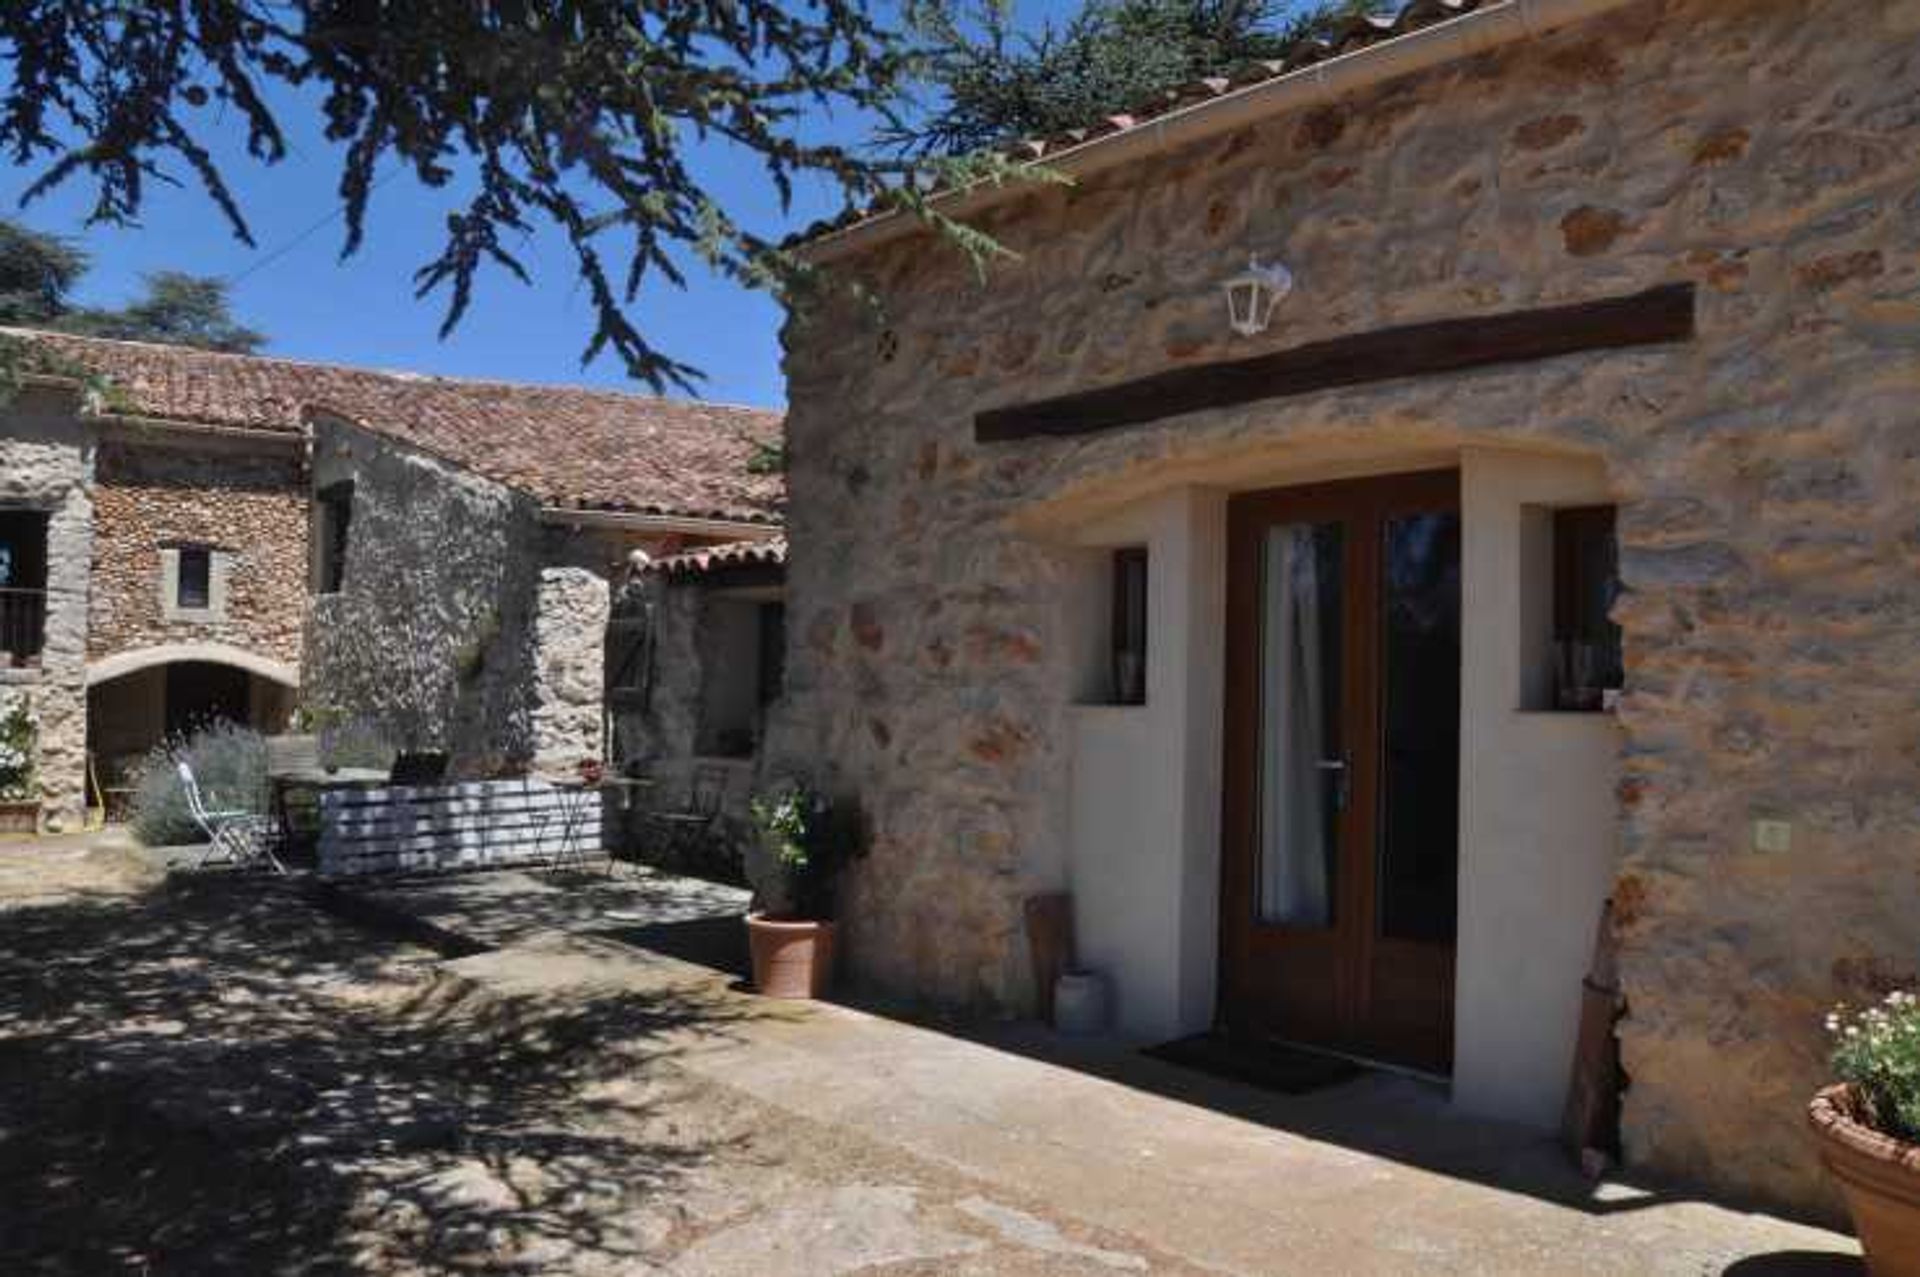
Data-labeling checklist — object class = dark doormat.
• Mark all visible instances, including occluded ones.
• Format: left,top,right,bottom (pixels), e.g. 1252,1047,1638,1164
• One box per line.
1143,1033,1362,1096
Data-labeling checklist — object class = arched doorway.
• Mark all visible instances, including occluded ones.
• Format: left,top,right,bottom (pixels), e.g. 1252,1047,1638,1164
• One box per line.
86,644,300,818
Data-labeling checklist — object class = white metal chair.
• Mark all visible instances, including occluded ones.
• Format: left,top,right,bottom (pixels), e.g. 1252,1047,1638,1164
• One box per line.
180,760,285,874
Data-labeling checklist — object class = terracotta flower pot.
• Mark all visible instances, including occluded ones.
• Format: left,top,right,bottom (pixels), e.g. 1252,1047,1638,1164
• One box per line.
1810,1083,1920,1276
0,799,39,837
745,912,837,999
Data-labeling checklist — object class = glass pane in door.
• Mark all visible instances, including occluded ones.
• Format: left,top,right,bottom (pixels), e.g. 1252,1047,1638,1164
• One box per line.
1256,522,1344,927
1378,512,1462,942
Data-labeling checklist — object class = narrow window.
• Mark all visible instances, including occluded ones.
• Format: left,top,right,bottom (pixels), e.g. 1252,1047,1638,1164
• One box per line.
1552,506,1623,711
1111,546,1148,705
176,546,212,610
757,601,787,709
316,481,354,594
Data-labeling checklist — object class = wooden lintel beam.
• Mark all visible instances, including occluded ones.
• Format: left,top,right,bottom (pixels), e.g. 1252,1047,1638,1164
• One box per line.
974,283,1696,443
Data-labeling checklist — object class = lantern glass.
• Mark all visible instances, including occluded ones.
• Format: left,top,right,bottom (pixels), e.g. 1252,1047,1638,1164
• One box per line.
1223,256,1293,337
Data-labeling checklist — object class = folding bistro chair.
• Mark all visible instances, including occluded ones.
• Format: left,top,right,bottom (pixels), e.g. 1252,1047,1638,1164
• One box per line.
645,764,728,870
181,760,285,874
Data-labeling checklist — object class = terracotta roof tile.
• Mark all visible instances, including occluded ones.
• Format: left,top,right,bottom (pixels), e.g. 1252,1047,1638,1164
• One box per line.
3,327,784,524
647,536,787,579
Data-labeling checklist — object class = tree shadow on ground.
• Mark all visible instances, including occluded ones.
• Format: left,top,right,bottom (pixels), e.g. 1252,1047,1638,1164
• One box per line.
0,872,763,1274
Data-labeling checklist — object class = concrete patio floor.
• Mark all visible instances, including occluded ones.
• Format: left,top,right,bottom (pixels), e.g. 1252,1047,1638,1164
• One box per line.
336,866,1861,1276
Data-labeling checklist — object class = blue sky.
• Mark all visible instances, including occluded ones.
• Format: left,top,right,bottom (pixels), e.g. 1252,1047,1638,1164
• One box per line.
0,0,1273,408
0,79,847,408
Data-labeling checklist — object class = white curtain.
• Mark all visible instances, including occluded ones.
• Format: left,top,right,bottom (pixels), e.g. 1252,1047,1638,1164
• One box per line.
1258,525,1332,926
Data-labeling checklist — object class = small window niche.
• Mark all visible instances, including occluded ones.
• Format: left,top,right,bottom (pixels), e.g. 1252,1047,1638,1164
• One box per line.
160,543,227,621
1110,546,1149,705
1521,504,1623,712
176,546,212,610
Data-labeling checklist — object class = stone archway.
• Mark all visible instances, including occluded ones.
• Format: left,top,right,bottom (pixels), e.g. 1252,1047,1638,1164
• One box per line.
86,644,301,814
86,642,299,691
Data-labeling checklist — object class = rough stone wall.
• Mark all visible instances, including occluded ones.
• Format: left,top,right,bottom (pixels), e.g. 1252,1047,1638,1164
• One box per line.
535,526,688,772
777,0,1920,1219
302,417,542,775
530,565,609,770
0,387,93,830
88,440,308,664
610,572,704,773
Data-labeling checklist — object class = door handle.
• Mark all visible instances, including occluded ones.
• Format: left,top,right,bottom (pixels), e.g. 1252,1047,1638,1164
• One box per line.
1316,756,1351,810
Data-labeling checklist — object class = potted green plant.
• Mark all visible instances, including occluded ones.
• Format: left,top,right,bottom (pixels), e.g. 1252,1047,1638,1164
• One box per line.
745,780,860,999
1810,991,1920,1276
0,697,39,835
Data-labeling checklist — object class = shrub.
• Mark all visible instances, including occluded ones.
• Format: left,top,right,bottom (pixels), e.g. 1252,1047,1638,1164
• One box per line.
747,781,865,920
291,703,396,772
1829,991,1920,1143
0,697,34,802
317,716,394,773
129,722,268,846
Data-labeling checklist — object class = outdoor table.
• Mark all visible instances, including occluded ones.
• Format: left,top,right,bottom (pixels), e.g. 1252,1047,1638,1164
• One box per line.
599,775,656,810
536,776,603,875
539,775,657,876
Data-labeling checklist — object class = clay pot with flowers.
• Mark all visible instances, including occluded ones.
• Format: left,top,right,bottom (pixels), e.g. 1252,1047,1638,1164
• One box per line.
744,780,862,999
1810,990,1920,1276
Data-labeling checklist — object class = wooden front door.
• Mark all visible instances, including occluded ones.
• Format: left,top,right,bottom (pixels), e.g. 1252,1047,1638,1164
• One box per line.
1220,470,1461,1075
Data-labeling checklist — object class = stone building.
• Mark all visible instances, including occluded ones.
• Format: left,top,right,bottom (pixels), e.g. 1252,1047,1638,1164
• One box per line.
774,0,1920,1221
0,329,781,827
1,358,309,832
302,394,780,777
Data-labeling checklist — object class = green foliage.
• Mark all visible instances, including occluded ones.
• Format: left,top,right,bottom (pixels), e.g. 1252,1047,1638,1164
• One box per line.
0,220,86,326
1830,992,1920,1143
318,718,396,773
890,0,1373,155
0,1,980,392
0,697,35,802
745,439,787,476
129,722,269,847
56,272,265,354
289,703,395,771
0,332,113,412
0,216,265,361
748,781,866,920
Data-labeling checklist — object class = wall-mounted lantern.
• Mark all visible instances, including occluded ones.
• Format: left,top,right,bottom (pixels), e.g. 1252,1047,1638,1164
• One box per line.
1223,255,1294,337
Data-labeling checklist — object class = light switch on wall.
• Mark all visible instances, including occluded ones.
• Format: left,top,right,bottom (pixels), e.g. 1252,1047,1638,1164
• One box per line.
1752,819,1792,854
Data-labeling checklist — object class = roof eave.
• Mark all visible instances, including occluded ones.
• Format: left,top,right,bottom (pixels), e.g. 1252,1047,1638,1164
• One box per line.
537,506,784,538
796,0,1639,266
